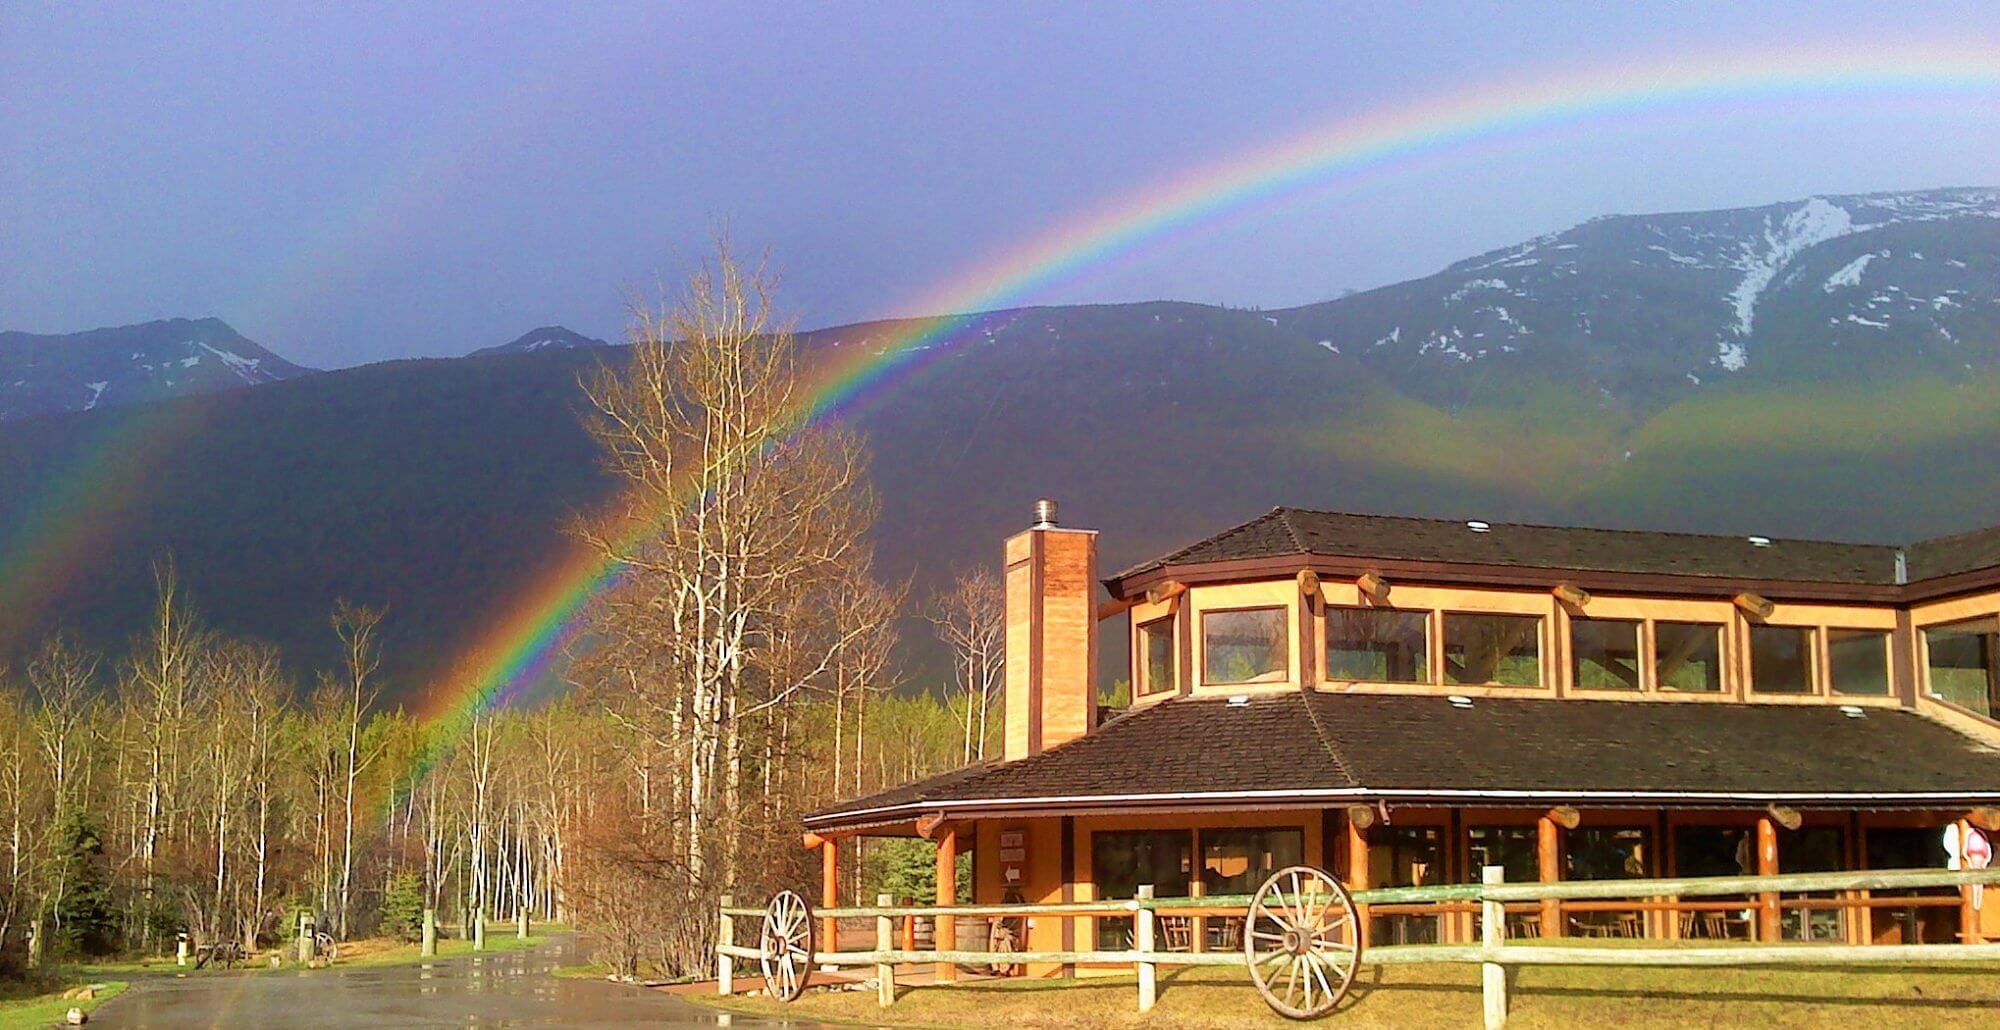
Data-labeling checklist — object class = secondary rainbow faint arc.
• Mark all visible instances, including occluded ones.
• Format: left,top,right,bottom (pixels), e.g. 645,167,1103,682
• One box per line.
401,41,2000,725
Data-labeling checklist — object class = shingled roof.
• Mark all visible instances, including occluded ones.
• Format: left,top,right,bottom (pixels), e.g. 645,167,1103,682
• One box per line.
805,693,2000,830
1109,507,2000,594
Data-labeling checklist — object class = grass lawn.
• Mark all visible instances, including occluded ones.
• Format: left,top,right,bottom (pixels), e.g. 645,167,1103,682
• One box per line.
697,961,2000,1028
0,978,127,1030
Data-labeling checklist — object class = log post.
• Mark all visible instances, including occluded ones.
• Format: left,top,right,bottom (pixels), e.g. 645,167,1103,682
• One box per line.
1136,885,1157,1013
1958,818,1981,943
1481,866,1508,1030
1347,815,1371,948
422,908,437,957
1756,815,1780,942
822,836,841,957
474,909,486,951
177,932,189,967
717,894,735,996
935,825,959,983
1537,815,1562,938
297,913,313,965
518,903,529,939
26,917,41,969
876,893,896,1007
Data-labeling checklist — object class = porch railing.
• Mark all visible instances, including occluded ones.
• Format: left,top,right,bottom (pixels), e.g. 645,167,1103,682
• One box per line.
717,866,2000,1028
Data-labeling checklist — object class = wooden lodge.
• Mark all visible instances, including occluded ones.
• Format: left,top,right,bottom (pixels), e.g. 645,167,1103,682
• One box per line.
802,502,2000,976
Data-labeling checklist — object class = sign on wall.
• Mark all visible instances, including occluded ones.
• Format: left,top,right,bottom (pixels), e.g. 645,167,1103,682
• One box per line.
1000,829,1027,887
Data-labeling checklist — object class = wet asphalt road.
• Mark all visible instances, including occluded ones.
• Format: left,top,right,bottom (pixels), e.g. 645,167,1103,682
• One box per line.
90,937,811,1028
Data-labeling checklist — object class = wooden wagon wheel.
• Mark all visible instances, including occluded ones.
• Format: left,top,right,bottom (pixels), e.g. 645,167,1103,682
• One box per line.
759,890,815,1002
1244,865,1361,1020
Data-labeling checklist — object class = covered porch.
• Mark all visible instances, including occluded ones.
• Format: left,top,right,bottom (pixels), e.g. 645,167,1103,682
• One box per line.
803,690,2000,974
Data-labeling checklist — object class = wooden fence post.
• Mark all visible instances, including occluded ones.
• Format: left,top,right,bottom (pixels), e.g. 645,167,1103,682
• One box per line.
176,932,189,967
717,895,735,996
1136,885,1157,1013
473,909,486,951
297,913,312,964
1481,865,1508,1030
421,908,436,957
876,893,896,1007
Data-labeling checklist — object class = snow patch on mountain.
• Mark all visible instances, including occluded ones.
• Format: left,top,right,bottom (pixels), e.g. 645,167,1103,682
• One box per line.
1823,252,1885,292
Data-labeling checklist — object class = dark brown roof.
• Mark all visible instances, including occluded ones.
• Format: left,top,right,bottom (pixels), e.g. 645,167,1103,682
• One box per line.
805,693,2000,829
1113,508,1910,589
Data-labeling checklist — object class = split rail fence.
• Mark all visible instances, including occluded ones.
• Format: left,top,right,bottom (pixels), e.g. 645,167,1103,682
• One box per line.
718,866,2000,1027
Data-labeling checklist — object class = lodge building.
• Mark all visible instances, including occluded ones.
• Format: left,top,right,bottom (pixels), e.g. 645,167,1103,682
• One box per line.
804,503,2000,970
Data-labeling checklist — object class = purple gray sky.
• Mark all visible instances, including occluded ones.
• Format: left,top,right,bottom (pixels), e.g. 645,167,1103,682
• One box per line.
5,2,1999,367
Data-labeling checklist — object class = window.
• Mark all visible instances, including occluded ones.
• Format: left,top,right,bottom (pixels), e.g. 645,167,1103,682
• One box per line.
1570,617,1641,690
1325,607,1429,683
1442,613,1542,687
1673,826,1751,878
1368,826,1443,944
1654,621,1724,693
1138,618,1176,696
1202,608,1289,684
1466,826,1538,884
1828,629,1890,696
1092,830,1191,948
1567,827,1651,880
1780,825,1846,941
1750,625,1815,694
1925,618,1999,718
1200,828,1303,895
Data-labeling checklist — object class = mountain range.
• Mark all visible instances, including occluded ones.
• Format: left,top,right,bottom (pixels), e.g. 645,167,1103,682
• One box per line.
4,187,1999,702
0,317,313,421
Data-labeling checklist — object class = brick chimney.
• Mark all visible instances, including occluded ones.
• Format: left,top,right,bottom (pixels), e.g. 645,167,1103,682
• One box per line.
1003,499,1098,761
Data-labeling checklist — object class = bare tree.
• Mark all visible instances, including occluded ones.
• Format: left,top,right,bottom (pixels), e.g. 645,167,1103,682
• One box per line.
328,601,385,939
927,567,1006,761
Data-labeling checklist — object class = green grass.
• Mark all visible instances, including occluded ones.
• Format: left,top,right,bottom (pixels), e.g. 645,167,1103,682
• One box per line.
696,961,2000,1029
0,979,127,1030
72,925,566,980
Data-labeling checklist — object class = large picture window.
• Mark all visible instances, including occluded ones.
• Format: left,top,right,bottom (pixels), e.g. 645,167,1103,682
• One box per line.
1571,617,1641,691
1092,830,1191,948
1202,608,1289,684
1200,828,1303,896
1443,613,1542,687
1750,625,1816,694
1828,629,1890,696
1925,618,1999,718
1138,617,1176,696
1325,607,1429,683
1654,621,1724,693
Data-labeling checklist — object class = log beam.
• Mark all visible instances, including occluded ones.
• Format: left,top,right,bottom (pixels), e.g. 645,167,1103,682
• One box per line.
1546,805,1583,831
1552,582,1591,610
1734,592,1776,620
1356,571,1391,604
1144,581,1188,606
1765,805,1803,832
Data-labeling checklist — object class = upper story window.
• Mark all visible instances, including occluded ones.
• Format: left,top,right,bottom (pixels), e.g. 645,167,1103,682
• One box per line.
1925,618,1999,718
1750,625,1816,695
1442,612,1542,688
1827,629,1890,696
1138,617,1177,696
1325,607,1429,684
1653,621,1724,693
1202,607,1288,685
1571,617,1641,691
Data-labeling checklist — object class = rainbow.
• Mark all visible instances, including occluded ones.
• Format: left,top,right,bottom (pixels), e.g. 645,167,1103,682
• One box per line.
305,43,2000,726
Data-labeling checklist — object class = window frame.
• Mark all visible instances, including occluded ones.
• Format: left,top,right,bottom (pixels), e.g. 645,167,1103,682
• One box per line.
1439,610,1547,689
1826,627,1892,698
1568,615,1644,693
1199,605,1293,687
1136,615,1178,697
1748,623,1821,697
1921,616,2000,719
1322,604,1434,686
1649,619,1729,696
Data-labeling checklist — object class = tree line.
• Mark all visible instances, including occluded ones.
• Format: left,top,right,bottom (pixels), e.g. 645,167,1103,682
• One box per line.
0,243,1011,979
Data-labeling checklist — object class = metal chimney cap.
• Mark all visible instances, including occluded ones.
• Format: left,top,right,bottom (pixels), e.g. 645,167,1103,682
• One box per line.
1033,498,1059,528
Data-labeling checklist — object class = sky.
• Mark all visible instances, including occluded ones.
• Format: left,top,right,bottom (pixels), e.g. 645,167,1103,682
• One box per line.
4,2,1999,369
